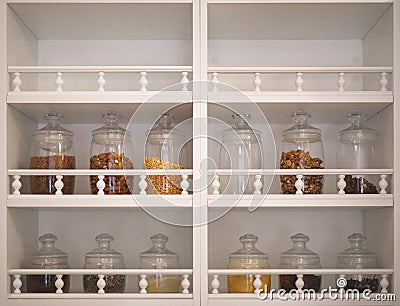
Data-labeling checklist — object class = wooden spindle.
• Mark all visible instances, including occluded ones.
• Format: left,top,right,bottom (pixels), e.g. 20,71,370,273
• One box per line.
97,72,105,91
253,72,261,92
55,72,64,92
181,275,190,294
97,175,105,195
211,72,219,92
295,175,304,195
211,275,220,294
139,175,147,195
295,73,304,92
55,274,64,293
97,274,106,293
181,71,189,91
139,275,148,294
337,174,346,194
212,175,220,195
379,175,388,194
139,72,148,91
55,175,64,195
181,174,189,195
380,72,388,91
253,275,262,294
337,72,346,91
295,274,304,292
253,174,262,195
13,275,22,294
380,274,389,294
13,72,22,92
12,175,22,195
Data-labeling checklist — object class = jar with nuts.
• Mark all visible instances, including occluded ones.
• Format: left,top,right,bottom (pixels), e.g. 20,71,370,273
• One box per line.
280,111,324,194
90,112,133,194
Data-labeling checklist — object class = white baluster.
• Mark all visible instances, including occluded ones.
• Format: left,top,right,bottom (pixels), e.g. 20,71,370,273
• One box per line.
97,274,106,294
181,174,189,195
337,174,346,194
55,175,64,195
338,274,346,294
253,73,261,92
12,175,22,195
337,72,346,92
380,274,389,294
139,175,147,195
97,72,105,92
212,175,220,195
253,275,262,294
295,274,304,292
13,72,22,92
139,275,148,294
181,71,189,91
55,72,64,92
379,175,388,194
139,72,148,92
253,174,262,195
211,72,219,92
97,175,105,195
181,274,190,294
211,275,220,294
13,275,22,294
55,274,64,293
295,175,304,195
380,72,388,91
295,73,304,92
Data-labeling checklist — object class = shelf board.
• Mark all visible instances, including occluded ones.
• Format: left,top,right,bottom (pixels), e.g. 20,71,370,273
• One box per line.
9,293,193,299
208,194,393,209
7,195,192,208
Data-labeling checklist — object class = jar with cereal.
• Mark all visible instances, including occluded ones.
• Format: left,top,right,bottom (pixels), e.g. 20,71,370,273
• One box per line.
145,114,187,194
90,112,133,194
30,112,75,194
280,111,324,194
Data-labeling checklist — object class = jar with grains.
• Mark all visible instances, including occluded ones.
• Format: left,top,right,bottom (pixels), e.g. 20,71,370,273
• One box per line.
145,114,188,194
30,112,75,194
25,233,70,293
336,233,379,293
228,233,271,293
337,111,379,194
90,112,133,194
279,233,321,292
280,111,324,194
83,233,126,293
139,234,181,293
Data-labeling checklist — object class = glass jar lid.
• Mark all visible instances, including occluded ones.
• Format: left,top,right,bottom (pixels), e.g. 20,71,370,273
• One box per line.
92,112,131,142
140,233,179,269
229,233,268,259
34,113,73,137
280,233,321,268
84,233,125,267
222,113,261,143
337,233,377,268
338,111,378,143
282,111,321,143
146,114,185,143
29,233,69,267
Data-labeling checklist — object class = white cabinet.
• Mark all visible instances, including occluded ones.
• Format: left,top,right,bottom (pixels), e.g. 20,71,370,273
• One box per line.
1,1,398,306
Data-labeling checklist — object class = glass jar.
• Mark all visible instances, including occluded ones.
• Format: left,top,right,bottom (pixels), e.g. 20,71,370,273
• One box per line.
30,112,75,194
227,233,271,293
83,233,126,293
336,233,379,292
25,233,70,293
90,112,133,194
336,111,379,194
145,114,187,194
279,233,321,292
280,111,324,194
219,114,262,194
139,233,181,293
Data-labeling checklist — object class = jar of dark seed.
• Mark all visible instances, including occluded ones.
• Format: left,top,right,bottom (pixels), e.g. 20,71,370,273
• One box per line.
90,112,133,194
336,111,379,194
280,111,324,194
279,233,321,292
25,233,70,293
30,113,75,194
83,233,126,293
336,233,379,293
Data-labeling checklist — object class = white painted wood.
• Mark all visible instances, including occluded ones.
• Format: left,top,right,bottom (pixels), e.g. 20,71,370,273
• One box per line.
337,72,346,91
295,72,303,92
181,274,190,294
181,175,189,195
96,175,105,195
211,72,219,92
97,275,106,294
295,175,304,194
379,174,389,194
211,175,220,195
253,275,262,294
139,72,148,91
380,274,389,294
12,72,22,92
12,275,22,294
12,175,22,195
208,66,393,73
139,275,148,294
295,274,304,292
253,72,261,92
55,274,64,294
97,72,105,91
8,66,193,73
139,175,147,195
55,175,64,195
55,72,63,92
337,175,346,194
211,275,220,294
9,268,193,275
253,175,262,195
207,269,393,275
181,71,189,91
380,72,389,91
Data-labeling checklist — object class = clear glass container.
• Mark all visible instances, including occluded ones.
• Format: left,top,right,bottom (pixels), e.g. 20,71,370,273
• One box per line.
219,114,262,194
227,233,271,293
139,233,181,293
280,111,324,194
336,111,379,194
279,233,321,292
25,233,70,293
145,114,187,194
83,233,126,293
30,112,75,194
90,112,133,194
336,233,379,292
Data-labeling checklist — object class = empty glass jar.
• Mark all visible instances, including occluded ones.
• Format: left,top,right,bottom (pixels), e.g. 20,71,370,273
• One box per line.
336,233,379,292
25,233,70,293
30,112,75,194
227,233,271,293
83,233,126,293
145,114,187,194
139,233,181,293
90,112,133,194
219,114,262,194
336,111,379,194
280,111,324,194
279,233,321,292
